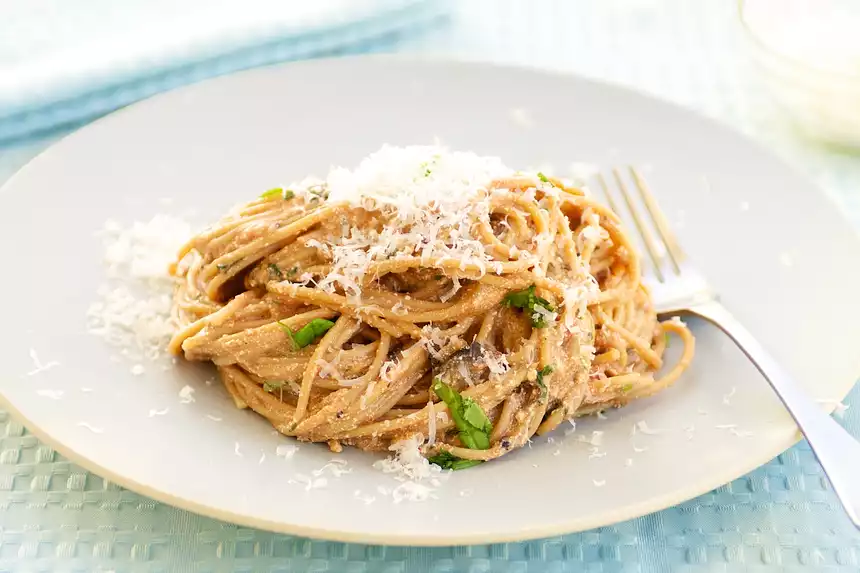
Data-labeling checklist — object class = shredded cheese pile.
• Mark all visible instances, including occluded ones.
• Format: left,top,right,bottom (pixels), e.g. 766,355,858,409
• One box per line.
87,214,191,361
290,146,519,304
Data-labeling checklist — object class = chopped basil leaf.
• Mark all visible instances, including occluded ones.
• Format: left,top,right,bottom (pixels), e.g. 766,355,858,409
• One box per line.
268,263,284,280
462,399,488,429
278,318,335,350
262,381,283,393
536,172,549,183
536,364,554,400
427,451,483,470
260,187,283,200
536,364,554,383
621,383,634,393
261,187,295,201
433,274,443,280
288,266,298,277
216,263,231,272
502,286,533,308
262,380,287,401
502,285,555,327
432,379,492,450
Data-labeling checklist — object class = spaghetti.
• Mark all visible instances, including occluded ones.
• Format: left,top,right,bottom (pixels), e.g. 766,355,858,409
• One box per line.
168,146,694,466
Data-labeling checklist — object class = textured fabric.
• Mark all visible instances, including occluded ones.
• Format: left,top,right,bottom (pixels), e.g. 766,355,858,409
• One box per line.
0,0,449,146
0,1,858,571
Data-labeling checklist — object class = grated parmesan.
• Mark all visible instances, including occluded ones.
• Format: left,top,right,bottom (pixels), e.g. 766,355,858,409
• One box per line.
354,490,376,505
312,460,352,478
729,428,754,438
290,474,328,491
275,444,299,459
684,425,696,440
27,348,60,376
289,146,599,317
634,421,666,435
35,389,63,400
391,481,436,503
588,447,606,459
578,430,604,447
86,214,191,362
372,434,448,502
77,422,104,434
178,385,195,404
483,351,509,377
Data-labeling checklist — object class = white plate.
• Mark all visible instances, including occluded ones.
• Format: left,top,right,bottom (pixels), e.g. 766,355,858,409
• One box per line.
0,57,858,546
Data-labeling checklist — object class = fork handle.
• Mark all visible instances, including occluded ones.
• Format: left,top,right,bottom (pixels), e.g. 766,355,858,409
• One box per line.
690,300,860,529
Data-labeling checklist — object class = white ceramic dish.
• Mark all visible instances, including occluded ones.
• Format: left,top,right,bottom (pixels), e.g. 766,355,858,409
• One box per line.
0,57,858,546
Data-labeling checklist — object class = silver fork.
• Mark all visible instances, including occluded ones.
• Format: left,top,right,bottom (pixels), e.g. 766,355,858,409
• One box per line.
598,166,860,529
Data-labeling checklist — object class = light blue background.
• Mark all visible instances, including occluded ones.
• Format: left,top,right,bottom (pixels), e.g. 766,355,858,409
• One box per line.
0,1,858,571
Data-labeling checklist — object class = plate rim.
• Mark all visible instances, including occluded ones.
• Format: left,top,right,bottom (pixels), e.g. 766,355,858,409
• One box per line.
0,391,809,546
0,54,855,546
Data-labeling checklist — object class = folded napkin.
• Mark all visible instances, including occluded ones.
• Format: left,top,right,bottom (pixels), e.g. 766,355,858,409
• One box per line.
0,0,448,144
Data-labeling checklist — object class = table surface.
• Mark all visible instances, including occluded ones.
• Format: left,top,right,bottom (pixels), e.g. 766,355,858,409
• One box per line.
0,1,858,571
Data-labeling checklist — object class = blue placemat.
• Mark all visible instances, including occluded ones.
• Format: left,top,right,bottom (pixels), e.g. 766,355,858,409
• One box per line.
1,1,859,572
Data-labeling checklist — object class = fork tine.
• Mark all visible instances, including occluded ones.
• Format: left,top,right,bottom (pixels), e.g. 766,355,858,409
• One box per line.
629,167,683,273
596,172,663,281
610,167,666,283
595,172,622,217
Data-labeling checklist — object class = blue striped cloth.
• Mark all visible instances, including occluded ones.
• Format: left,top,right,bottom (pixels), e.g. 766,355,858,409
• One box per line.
0,0,449,147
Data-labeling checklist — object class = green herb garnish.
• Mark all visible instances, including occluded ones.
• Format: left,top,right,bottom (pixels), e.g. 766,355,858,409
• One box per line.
260,187,295,201
216,263,231,272
433,274,443,280
268,263,284,280
262,380,287,401
536,172,550,183
278,318,335,350
432,379,492,450
262,380,284,393
502,285,555,327
621,383,634,393
260,187,283,200
536,364,554,400
427,451,483,470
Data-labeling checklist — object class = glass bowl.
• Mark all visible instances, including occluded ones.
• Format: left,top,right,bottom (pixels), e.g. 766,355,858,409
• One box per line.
739,0,860,149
